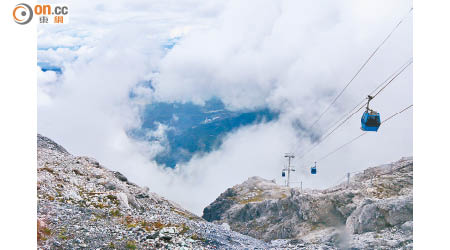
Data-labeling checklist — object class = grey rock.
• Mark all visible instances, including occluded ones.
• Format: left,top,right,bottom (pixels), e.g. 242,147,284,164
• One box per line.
104,181,116,191
346,195,413,234
147,232,159,239
203,188,237,222
136,193,149,199
113,171,128,182
37,134,69,155
401,221,413,232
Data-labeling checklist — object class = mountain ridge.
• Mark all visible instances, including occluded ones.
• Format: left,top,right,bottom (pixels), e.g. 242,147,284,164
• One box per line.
202,157,413,249
37,134,270,249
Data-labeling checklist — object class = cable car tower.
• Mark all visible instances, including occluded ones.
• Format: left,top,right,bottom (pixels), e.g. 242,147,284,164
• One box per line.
282,153,295,187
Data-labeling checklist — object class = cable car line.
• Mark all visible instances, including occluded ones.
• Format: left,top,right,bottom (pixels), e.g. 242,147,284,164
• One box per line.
306,7,413,132
358,59,412,132
321,57,412,136
283,8,412,183
296,59,412,162
380,104,413,124
318,132,368,162
296,59,411,161
322,99,367,135
315,104,413,163
371,60,412,99
368,58,412,98
300,104,412,177
297,103,367,161
322,58,412,141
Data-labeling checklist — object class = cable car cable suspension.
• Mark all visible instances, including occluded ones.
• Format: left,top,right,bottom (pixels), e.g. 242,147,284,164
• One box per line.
296,59,412,162
324,58,413,135
306,8,413,131
322,58,412,139
316,104,413,163
360,59,412,131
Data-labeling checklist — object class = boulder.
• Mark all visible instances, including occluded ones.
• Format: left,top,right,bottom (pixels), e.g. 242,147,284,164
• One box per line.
113,171,128,182
116,192,130,209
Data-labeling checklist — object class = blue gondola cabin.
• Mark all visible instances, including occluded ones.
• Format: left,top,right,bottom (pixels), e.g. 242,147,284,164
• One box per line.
282,171,285,177
361,110,381,132
311,167,317,174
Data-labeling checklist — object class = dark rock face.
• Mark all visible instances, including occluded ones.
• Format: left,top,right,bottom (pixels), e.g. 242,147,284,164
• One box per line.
37,134,69,155
202,158,413,248
113,171,128,182
203,188,237,222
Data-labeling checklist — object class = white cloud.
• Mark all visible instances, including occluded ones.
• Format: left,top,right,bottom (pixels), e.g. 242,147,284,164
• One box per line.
38,0,413,215
37,67,58,84
37,67,59,107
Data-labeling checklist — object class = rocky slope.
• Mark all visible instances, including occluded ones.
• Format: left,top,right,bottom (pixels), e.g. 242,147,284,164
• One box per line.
203,157,413,249
37,134,271,249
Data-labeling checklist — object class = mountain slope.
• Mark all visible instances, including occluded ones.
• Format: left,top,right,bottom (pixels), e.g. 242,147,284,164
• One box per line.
203,157,413,249
37,134,269,249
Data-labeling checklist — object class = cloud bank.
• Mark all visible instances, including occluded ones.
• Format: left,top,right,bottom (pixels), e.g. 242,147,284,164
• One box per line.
38,0,412,214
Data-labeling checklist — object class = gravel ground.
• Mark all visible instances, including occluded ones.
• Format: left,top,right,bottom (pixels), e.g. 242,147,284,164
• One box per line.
37,134,269,249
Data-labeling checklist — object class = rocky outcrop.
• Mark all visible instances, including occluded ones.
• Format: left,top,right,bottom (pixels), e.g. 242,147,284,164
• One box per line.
346,195,413,234
203,157,413,249
37,134,69,155
37,134,269,249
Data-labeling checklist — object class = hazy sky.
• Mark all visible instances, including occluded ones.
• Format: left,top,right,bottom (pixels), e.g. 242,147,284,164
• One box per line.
38,0,413,214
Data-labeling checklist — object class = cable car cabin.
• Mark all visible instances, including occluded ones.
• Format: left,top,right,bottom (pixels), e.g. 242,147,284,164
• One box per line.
310,167,317,175
361,110,381,132
282,171,285,177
